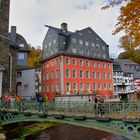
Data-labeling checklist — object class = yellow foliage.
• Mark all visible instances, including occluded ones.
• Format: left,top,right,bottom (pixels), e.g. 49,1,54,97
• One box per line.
102,0,140,49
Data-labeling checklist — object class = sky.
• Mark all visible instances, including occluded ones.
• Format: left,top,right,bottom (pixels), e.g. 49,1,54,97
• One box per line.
9,0,124,57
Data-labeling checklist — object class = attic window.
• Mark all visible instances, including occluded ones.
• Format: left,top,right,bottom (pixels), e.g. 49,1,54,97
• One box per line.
19,44,24,47
79,39,83,45
85,41,89,46
88,31,91,34
79,33,82,36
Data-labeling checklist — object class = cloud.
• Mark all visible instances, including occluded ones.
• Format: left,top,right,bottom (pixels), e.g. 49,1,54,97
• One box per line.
9,0,124,56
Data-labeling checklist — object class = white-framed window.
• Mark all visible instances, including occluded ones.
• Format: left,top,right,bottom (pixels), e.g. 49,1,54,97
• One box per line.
103,72,106,79
93,71,96,79
103,63,106,68
104,83,107,90
18,53,24,60
108,83,112,90
79,39,83,45
97,62,100,68
92,62,95,67
66,69,70,78
56,83,59,92
80,83,84,91
43,85,47,92
51,60,54,66
86,83,90,91
97,72,100,79
93,83,96,90
47,85,49,92
79,60,83,66
72,69,77,78
65,58,70,64
73,83,77,91
108,72,111,79
80,70,84,78
72,59,76,65
66,83,70,91
98,83,101,90
46,63,49,68
108,64,111,69
46,73,49,80
86,71,90,79
56,58,59,65
51,71,54,79
52,84,54,92
86,60,89,67
56,69,59,78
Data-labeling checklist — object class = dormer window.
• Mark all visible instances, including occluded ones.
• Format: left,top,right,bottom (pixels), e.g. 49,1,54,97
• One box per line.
19,44,24,47
96,44,100,48
72,38,76,43
91,43,95,47
85,41,89,46
53,39,56,44
79,49,83,54
79,39,83,45
49,42,51,47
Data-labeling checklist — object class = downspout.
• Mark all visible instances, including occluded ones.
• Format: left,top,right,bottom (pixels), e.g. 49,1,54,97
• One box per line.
9,53,12,92
0,71,2,98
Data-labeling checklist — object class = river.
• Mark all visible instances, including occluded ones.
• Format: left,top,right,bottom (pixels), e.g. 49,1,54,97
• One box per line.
33,124,129,140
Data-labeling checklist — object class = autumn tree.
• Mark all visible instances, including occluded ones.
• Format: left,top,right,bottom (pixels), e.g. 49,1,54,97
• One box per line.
118,49,140,64
118,35,133,51
27,44,42,67
102,0,140,49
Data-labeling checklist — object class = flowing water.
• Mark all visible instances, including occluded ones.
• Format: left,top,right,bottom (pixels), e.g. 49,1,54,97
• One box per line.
33,124,129,140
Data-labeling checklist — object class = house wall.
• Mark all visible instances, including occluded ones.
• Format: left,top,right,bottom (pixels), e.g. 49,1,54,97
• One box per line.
17,69,36,99
42,55,114,100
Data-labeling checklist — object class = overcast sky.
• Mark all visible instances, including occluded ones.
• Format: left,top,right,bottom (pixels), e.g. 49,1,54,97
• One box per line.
9,0,124,57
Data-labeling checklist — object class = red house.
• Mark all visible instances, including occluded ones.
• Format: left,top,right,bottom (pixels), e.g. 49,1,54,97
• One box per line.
42,23,114,101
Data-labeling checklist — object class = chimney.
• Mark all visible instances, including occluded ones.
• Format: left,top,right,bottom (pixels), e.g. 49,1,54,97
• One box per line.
61,23,68,32
10,26,17,44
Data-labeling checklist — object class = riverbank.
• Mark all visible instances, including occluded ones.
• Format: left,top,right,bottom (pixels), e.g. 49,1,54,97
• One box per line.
18,122,54,140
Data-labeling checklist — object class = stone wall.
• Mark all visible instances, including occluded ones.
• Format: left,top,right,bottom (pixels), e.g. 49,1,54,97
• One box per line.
0,0,11,94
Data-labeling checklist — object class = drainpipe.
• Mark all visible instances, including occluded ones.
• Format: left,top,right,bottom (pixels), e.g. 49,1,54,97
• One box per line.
0,71,2,98
9,53,12,92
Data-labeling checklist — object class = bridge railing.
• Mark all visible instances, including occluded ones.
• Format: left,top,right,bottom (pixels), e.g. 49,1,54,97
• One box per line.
1,100,140,119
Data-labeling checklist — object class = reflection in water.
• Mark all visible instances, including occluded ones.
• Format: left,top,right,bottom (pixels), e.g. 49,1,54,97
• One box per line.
34,124,129,140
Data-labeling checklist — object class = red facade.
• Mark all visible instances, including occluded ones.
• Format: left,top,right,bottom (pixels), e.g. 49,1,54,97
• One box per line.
42,55,114,101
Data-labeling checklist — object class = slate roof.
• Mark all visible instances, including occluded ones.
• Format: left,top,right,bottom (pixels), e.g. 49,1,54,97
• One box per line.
113,59,140,79
45,25,73,36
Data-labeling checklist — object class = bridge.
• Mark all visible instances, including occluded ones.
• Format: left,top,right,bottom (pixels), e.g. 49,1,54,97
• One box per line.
1,100,140,140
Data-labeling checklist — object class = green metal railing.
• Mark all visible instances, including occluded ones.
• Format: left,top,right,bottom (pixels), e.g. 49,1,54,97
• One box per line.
1,100,140,119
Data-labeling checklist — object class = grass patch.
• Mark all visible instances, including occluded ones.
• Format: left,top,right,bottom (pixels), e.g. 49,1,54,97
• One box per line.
18,122,54,140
